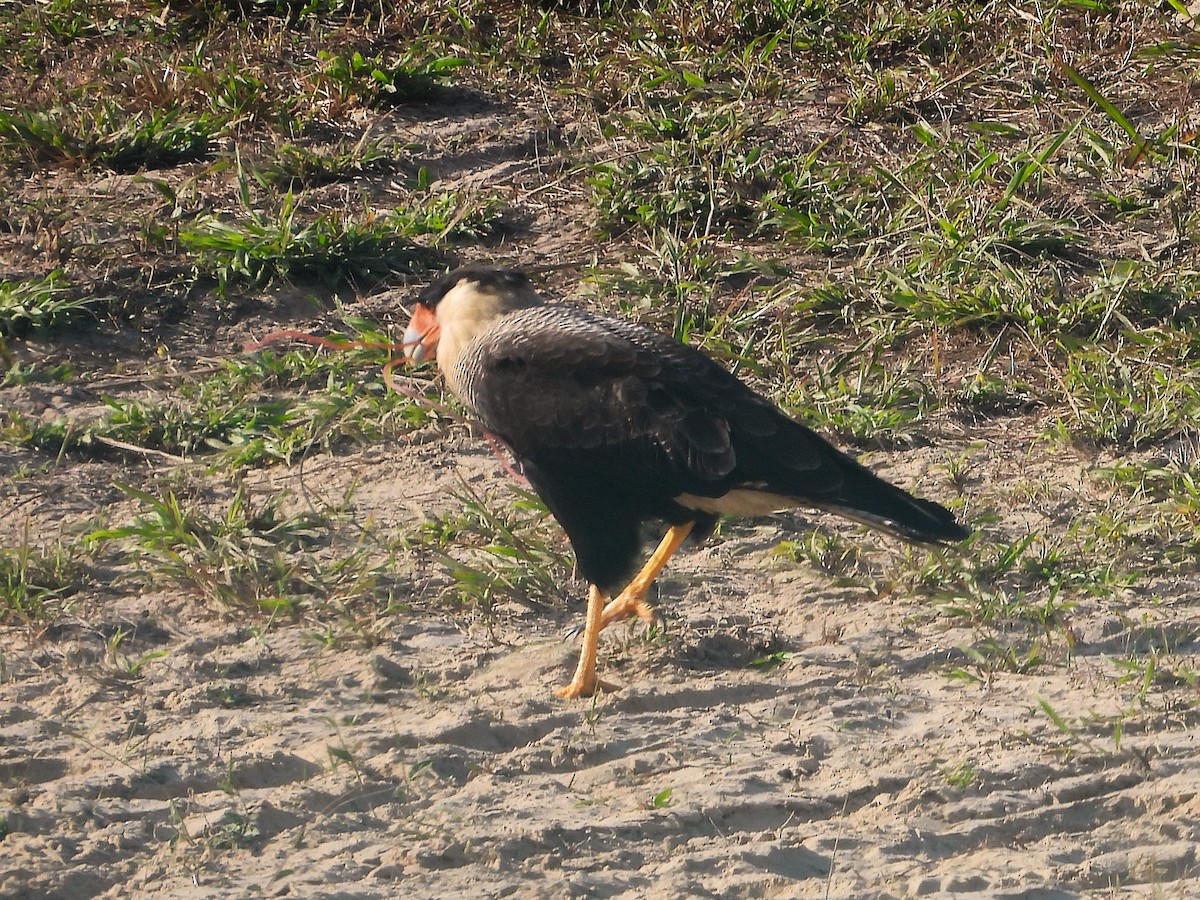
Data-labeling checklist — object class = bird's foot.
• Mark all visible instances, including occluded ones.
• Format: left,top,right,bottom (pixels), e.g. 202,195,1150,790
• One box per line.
599,594,657,631
561,601,659,641
555,676,618,700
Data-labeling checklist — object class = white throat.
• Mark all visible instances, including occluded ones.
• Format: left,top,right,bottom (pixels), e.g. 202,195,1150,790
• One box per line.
434,281,508,394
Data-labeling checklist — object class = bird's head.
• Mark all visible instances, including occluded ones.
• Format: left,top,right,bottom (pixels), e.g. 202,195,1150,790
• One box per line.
404,266,542,366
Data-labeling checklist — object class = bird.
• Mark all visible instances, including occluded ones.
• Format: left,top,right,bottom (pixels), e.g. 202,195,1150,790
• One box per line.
403,265,969,699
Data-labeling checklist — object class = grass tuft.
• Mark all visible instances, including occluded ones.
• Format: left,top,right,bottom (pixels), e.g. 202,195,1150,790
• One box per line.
0,536,84,625
0,105,218,172
317,49,467,107
177,162,500,293
410,480,572,612
0,272,88,336
1,322,438,467
87,481,399,627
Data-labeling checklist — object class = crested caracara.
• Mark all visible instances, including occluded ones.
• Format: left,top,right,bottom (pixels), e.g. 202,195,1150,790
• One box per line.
404,266,969,699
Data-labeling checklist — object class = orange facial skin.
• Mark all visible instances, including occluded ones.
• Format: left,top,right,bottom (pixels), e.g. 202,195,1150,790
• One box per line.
402,304,440,362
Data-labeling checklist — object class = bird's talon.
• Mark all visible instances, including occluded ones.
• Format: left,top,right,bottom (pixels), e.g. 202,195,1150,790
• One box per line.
563,615,658,644
555,678,618,699
599,595,658,631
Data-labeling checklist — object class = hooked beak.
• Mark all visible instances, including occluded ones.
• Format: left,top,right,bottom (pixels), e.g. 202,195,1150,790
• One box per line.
403,304,440,363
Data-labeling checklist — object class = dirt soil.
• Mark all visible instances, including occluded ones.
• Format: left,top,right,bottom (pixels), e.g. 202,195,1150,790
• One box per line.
3,63,1200,900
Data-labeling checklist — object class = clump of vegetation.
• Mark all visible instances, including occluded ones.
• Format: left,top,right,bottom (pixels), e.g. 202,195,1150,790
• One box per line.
0,272,88,335
177,164,501,293
256,139,400,189
0,537,84,624
87,481,398,624
409,481,572,612
179,200,432,292
0,106,218,171
317,49,467,107
1,323,438,467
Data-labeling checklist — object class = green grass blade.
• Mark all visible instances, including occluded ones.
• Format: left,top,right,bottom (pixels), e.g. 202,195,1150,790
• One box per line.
1057,60,1148,161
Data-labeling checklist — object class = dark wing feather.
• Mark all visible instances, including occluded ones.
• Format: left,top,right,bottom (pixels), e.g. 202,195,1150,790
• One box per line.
460,305,768,492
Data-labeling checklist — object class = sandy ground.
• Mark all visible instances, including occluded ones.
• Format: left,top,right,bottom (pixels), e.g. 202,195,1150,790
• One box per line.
3,430,1199,900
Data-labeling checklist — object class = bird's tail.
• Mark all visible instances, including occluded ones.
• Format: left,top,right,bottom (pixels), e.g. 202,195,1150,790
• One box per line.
812,455,969,544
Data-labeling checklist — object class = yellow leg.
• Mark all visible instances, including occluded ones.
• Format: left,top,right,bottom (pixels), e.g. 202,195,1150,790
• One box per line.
556,584,608,699
599,522,694,630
